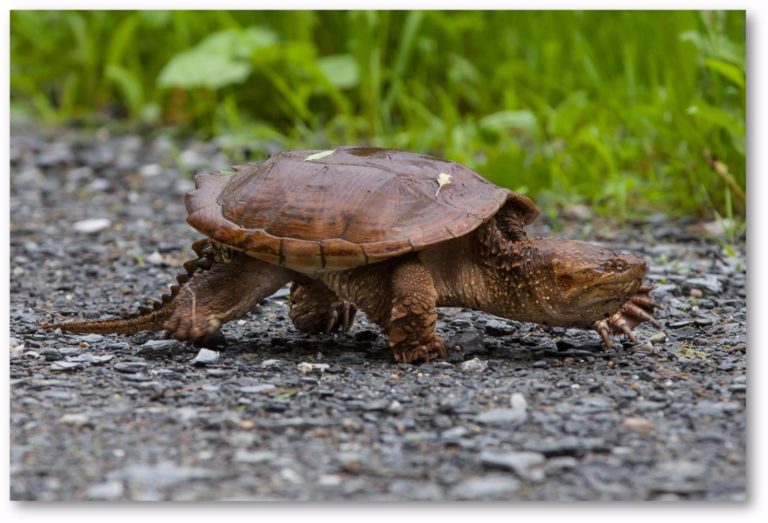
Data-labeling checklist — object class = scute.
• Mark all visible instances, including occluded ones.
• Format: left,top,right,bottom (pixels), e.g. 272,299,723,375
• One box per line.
186,147,535,272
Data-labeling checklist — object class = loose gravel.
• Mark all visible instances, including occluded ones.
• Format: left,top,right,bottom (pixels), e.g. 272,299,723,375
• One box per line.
10,127,747,501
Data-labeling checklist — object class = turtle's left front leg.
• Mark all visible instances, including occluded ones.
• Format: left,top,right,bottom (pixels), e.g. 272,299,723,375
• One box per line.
387,258,447,363
593,284,662,346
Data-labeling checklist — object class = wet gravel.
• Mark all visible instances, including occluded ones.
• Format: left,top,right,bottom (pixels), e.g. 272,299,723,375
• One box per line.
10,127,747,501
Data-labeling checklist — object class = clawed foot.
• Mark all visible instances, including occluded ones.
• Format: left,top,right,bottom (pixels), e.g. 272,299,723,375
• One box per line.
325,301,357,334
593,284,662,347
392,337,447,364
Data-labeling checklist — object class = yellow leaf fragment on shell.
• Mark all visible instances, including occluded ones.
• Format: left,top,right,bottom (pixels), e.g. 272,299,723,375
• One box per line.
305,150,336,161
435,172,452,196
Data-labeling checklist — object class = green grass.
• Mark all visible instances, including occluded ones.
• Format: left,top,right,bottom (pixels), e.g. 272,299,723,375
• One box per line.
10,10,745,220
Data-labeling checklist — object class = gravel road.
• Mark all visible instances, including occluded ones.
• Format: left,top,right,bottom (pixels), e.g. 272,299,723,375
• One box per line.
9,128,747,501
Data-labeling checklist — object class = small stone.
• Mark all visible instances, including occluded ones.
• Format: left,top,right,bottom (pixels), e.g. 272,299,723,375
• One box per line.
73,218,111,234
632,340,656,353
668,320,694,329
11,344,25,357
388,400,404,414
484,319,516,336
460,357,488,373
620,417,655,434
79,334,104,344
476,407,527,427
232,449,277,464
297,362,329,374
146,251,165,265
59,413,92,428
689,288,704,298
85,481,124,500
190,348,219,366
261,358,287,368
239,384,276,394
510,392,528,411
142,339,178,351
441,426,469,439
51,361,80,371
480,451,546,482
450,475,521,499
139,163,163,177
113,361,148,373
649,332,667,345
67,352,95,363
682,277,722,296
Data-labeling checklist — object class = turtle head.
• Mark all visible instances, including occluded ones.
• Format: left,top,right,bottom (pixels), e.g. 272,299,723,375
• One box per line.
531,238,647,326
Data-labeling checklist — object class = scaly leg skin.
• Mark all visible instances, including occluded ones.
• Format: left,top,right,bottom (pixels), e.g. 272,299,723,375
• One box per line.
593,284,662,347
164,254,292,344
388,259,447,363
289,280,357,334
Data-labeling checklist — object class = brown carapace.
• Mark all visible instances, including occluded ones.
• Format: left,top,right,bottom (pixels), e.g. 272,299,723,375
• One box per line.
43,147,661,363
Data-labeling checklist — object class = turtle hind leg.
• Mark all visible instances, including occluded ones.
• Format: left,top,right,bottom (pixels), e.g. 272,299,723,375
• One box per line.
163,254,292,343
289,280,357,334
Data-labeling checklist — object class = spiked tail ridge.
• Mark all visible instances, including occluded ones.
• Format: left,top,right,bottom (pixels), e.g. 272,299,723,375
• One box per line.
41,239,221,336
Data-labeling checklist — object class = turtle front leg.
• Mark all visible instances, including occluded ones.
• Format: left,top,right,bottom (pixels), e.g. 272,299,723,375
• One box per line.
387,259,447,363
593,284,662,347
289,280,357,334
164,254,292,344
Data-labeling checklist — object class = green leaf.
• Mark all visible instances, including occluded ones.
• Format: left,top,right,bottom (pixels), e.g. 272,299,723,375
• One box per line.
158,50,251,90
317,54,359,89
479,110,537,135
704,57,745,88
157,27,277,90
686,101,745,137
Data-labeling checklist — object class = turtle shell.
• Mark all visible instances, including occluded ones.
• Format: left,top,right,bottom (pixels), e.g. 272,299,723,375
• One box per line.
185,147,538,273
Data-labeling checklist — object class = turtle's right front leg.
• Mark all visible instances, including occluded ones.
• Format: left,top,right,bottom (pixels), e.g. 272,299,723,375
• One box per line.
289,280,357,334
164,254,292,344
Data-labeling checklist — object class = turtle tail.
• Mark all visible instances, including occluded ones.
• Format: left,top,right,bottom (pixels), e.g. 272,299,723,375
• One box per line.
41,239,219,335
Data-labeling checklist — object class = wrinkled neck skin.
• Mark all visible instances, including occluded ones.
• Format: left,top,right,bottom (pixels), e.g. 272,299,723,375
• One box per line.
420,219,646,328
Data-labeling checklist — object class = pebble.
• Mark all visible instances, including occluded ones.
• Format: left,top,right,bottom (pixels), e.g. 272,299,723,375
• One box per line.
450,475,521,499
146,251,165,265
239,384,277,394
297,362,329,374
73,218,111,234
50,361,81,371
232,450,277,464
682,277,722,296
140,339,179,353
476,407,527,427
460,357,488,373
59,413,92,428
113,361,148,374
79,334,104,344
480,451,546,482
10,344,25,358
510,392,528,411
190,348,220,366
620,417,655,434
85,481,124,500
649,332,668,344
484,319,517,336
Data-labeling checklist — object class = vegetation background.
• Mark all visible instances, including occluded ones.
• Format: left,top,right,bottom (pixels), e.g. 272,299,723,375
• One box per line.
10,10,746,222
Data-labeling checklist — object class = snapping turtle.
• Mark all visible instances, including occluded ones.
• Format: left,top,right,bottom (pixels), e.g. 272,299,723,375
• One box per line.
44,147,660,363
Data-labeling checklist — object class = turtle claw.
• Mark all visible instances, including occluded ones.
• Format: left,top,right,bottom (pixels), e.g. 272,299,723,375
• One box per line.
593,283,662,347
324,301,357,334
392,337,447,364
